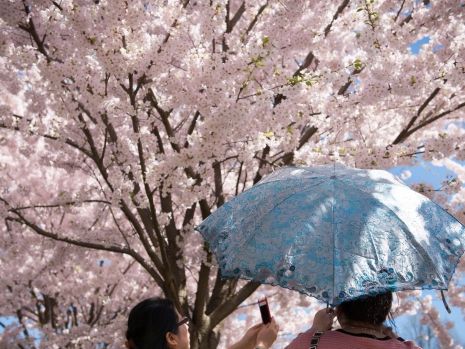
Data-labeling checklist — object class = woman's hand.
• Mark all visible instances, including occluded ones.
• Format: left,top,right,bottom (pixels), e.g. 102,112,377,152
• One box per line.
311,308,336,332
228,322,269,349
256,318,279,349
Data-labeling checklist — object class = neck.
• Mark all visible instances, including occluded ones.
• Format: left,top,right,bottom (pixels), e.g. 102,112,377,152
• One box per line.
340,321,386,337
342,320,381,330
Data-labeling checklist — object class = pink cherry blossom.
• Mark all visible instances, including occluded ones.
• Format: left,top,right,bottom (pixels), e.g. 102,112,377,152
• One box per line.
1,1,465,348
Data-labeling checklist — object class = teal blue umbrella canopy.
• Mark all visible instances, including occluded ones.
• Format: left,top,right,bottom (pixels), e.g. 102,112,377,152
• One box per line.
196,165,465,306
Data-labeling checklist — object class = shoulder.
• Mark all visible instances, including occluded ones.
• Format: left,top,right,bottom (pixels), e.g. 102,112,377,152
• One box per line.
285,329,349,349
285,328,319,349
285,329,422,349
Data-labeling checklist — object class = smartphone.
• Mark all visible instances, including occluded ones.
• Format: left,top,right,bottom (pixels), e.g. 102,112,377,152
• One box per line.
258,297,271,324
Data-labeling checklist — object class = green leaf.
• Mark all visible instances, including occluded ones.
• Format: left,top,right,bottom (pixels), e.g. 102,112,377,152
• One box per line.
262,36,270,47
252,55,265,67
263,130,274,138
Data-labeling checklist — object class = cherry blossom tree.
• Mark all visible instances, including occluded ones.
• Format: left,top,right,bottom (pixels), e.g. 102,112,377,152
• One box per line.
1,0,464,348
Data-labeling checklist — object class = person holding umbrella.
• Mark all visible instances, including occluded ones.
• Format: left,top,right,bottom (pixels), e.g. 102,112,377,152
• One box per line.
285,291,421,349
196,165,465,349
125,297,279,349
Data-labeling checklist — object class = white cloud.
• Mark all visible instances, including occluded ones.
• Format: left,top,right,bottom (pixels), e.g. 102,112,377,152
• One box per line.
400,170,412,180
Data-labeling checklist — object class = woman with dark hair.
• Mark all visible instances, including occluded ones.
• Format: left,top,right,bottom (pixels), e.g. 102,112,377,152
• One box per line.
285,292,422,349
125,297,279,349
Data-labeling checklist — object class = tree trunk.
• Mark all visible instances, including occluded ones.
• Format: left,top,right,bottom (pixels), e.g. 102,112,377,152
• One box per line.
198,329,221,349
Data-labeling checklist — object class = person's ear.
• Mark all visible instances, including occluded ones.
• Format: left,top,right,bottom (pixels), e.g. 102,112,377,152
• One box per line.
166,331,178,348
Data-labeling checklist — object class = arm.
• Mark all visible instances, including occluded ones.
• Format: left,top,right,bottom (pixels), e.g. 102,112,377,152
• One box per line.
228,318,279,349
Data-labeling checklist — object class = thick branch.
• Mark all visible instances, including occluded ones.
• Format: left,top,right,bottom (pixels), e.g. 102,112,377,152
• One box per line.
206,274,238,315
157,187,187,311
182,203,197,227
118,201,166,275
298,125,318,150
129,111,167,271
392,87,441,144
222,1,245,53
2,114,168,287
151,125,166,153
244,1,268,36
146,88,180,152
209,281,260,329
337,67,364,96
77,113,114,191
157,201,188,312
77,111,166,281
324,0,351,37
400,100,465,142
235,161,244,196
184,111,200,148
51,1,63,11
275,125,319,166
213,161,225,207
193,245,212,328
293,51,315,77
227,1,246,33
7,208,129,255
0,120,92,158
394,0,406,22
100,113,119,144
5,199,166,289
253,145,270,184
14,200,111,210
159,188,184,269
18,1,62,63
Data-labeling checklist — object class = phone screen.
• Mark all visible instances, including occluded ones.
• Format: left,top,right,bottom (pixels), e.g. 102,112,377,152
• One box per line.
258,297,271,324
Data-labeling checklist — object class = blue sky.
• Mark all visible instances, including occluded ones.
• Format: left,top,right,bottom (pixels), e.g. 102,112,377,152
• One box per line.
410,36,430,54
389,161,465,347
390,27,465,346
390,160,457,188
389,29,464,347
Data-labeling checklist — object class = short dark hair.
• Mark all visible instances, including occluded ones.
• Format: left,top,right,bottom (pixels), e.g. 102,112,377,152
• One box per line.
126,297,179,349
337,291,393,325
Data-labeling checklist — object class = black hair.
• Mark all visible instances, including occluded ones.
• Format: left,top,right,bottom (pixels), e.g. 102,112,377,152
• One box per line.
337,291,393,325
126,297,179,349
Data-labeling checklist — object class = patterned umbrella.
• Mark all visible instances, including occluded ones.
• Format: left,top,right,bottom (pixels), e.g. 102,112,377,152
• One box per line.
196,165,465,306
